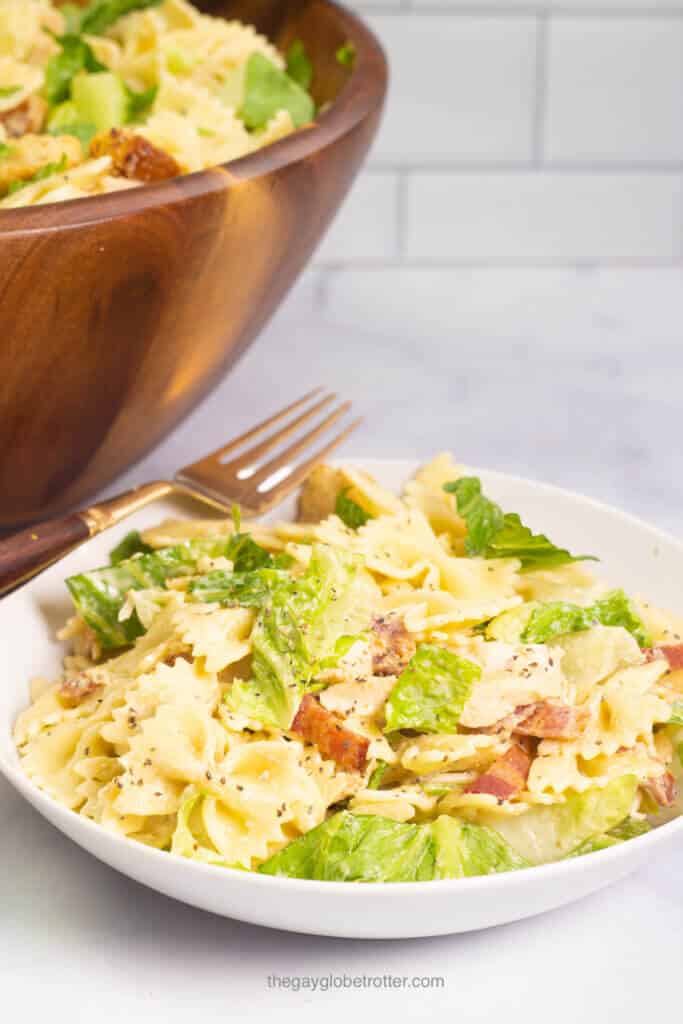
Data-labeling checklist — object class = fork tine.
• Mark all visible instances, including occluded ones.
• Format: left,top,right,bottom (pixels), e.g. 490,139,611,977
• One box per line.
182,387,325,471
239,417,364,513
219,392,339,475
243,400,353,490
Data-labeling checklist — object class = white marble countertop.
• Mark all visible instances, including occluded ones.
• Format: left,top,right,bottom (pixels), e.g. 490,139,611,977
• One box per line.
2,267,682,1022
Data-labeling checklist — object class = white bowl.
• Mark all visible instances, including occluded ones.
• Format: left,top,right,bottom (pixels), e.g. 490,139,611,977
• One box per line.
1,459,681,939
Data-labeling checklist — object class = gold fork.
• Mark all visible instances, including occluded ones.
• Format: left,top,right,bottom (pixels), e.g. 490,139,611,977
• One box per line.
0,389,361,596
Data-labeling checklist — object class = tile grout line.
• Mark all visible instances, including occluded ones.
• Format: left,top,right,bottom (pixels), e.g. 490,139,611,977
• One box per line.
532,13,549,165
361,162,683,173
352,5,683,17
312,259,683,270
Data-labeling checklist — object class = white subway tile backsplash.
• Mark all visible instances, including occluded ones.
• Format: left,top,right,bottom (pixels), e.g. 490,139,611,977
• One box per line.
545,18,683,163
315,173,400,264
363,14,538,163
404,172,683,264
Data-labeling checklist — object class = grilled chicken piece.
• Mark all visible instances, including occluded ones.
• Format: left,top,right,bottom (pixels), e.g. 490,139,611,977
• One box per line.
643,772,677,808
291,694,369,772
371,615,416,678
59,674,102,708
464,743,532,801
0,96,48,137
296,464,346,523
90,129,180,182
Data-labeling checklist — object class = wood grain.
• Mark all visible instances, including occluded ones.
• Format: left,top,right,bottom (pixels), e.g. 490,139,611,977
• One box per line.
0,0,387,527
0,514,89,592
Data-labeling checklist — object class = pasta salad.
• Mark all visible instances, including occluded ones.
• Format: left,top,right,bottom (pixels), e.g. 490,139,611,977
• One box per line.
0,0,321,208
14,456,683,881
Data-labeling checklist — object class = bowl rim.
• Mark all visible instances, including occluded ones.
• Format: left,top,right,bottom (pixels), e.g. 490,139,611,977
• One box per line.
1,459,682,898
0,0,388,237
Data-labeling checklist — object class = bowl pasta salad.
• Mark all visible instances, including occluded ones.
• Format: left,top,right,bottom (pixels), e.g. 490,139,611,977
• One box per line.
0,0,321,209
14,455,683,882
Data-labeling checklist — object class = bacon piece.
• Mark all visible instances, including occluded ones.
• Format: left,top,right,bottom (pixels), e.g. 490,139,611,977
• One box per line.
513,701,589,740
0,96,48,138
371,615,416,677
464,743,532,801
291,694,369,772
59,673,101,708
90,129,180,183
643,772,677,808
645,644,683,672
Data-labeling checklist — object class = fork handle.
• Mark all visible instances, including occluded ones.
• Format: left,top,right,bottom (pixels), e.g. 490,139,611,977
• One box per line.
0,481,174,597
0,513,91,595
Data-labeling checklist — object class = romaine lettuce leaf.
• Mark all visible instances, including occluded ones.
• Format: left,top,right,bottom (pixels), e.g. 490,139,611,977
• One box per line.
285,40,312,90
44,35,105,106
432,816,529,877
170,788,225,865
259,811,527,881
477,776,639,864
366,760,389,790
66,536,237,648
259,812,436,882
78,0,163,35
444,477,596,571
384,645,480,734
188,567,289,608
335,490,372,529
336,42,356,69
668,702,683,726
239,52,314,131
226,544,376,728
109,530,153,565
520,589,651,647
566,816,650,858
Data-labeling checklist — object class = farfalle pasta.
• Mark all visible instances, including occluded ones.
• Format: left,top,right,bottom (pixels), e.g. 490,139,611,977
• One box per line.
14,455,683,881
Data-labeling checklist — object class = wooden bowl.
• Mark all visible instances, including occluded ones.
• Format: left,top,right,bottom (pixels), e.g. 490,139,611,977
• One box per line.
0,0,387,528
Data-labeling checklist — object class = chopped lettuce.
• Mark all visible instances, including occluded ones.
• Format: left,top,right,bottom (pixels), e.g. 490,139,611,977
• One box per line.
259,812,436,882
336,41,356,68
59,3,85,34
519,590,651,647
668,702,683,726
66,536,238,648
239,52,314,131
566,817,650,858
285,40,313,90
109,530,153,565
366,760,389,790
0,85,21,98
188,567,289,608
444,477,596,571
126,82,158,121
384,645,480,734
44,35,105,106
226,544,375,728
259,811,527,882
170,788,225,865
478,776,639,864
335,490,373,529
432,816,529,878
78,0,163,35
